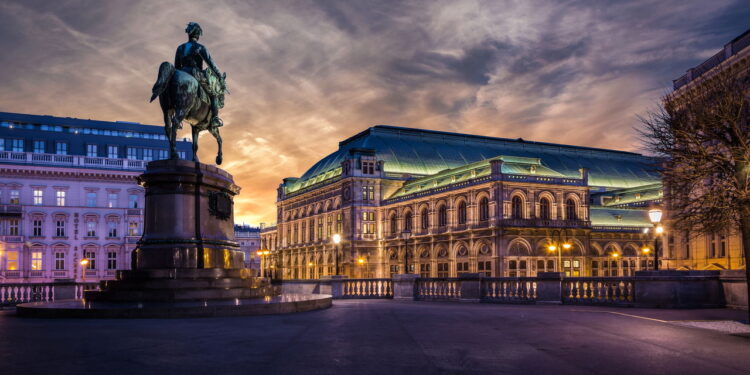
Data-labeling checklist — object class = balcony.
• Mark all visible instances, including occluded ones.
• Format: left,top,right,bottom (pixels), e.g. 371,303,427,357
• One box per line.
0,235,23,243
0,151,146,171
126,236,140,244
0,204,22,216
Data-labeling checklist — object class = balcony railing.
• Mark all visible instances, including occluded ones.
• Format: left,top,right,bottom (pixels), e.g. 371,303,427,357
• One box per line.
0,204,22,216
502,218,590,228
0,151,147,171
0,235,23,243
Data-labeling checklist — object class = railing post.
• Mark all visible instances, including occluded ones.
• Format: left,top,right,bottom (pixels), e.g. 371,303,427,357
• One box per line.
53,279,78,300
459,273,482,302
392,274,419,300
321,275,347,299
535,272,564,304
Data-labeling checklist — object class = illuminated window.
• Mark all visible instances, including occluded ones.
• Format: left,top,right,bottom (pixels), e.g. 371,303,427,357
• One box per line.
336,213,342,233
11,138,23,152
9,190,19,204
33,188,43,205
86,221,96,237
33,140,45,153
56,190,66,206
108,193,118,208
362,186,374,201
31,252,42,270
128,222,139,236
326,216,333,237
86,144,98,157
6,251,18,270
55,141,68,155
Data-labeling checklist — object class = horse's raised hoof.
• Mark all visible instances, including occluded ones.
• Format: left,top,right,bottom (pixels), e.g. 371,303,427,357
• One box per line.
216,155,223,165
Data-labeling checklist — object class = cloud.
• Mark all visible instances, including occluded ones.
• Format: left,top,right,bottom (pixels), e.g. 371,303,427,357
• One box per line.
0,0,748,224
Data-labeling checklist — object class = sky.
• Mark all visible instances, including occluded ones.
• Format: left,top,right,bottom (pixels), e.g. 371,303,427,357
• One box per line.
0,0,748,225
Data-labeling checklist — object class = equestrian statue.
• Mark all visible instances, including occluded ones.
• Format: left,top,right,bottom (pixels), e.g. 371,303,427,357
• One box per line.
150,22,228,165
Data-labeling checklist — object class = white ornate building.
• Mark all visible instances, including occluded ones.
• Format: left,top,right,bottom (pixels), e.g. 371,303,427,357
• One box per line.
262,126,664,279
0,112,192,283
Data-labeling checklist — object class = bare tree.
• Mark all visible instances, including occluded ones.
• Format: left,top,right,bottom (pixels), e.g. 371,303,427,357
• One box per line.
640,66,750,322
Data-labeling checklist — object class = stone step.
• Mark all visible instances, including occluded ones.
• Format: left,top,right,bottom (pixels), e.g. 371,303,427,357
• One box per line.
84,285,277,302
117,268,251,281
101,277,267,291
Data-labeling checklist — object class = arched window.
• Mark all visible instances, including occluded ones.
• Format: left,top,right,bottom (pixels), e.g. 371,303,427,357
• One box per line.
457,201,467,224
389,214,397,234
508,241,531,256
478,197,489,221
420,208,429,230
438,205,448,227
511,196,523,219
539,198,551,220
404,211,413,232
566,198,577,220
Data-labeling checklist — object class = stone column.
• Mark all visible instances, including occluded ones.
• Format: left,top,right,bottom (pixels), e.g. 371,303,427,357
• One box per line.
392,274,419,300
535,272,564,304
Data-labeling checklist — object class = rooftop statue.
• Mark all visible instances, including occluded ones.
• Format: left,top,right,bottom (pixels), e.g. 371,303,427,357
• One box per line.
150,22,228,165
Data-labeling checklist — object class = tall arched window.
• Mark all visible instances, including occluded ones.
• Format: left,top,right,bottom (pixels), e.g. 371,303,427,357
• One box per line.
420,208,429,230
438,205,448,227
565,198,577,220
479,197,489,221
389,214,397,234
511,196,523,219
539,198,551,220
457,201,467,224
404,211,413,232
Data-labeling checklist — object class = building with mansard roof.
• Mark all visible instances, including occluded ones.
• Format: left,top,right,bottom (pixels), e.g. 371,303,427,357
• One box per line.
0,112,192,285
261,125,663,280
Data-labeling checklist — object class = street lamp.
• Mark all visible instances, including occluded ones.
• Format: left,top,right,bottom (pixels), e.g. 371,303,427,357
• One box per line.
401,231,412,274
332,233,342,275
80,258,89,282
256,249,270,278
648,208,663,271
357,257,367,278
547,229,572,275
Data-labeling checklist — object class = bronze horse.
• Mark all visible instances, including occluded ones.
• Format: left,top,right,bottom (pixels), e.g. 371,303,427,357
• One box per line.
150,62,226,165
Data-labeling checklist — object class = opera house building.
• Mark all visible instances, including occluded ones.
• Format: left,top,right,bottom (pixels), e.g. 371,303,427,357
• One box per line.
261,126,662,279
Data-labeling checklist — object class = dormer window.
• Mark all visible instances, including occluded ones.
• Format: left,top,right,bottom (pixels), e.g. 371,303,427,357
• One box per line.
362,161,375,174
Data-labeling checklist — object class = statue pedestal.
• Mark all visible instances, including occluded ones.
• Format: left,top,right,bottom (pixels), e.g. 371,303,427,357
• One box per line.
17,160,331,317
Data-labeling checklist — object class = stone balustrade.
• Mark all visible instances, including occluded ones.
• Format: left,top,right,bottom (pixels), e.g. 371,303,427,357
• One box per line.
276,270,748,310
0,280,100,307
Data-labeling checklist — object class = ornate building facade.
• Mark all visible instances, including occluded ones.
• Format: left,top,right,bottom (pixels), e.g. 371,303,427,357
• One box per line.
262,126,663,279
666,28,750,271
0,112,193,283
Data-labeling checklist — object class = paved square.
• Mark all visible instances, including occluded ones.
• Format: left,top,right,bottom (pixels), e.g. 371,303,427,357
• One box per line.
1,301,748,374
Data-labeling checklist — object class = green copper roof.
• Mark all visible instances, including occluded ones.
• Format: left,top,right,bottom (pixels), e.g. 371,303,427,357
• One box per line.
286,125,660,194
590,207,652,228
389,156,565,198
594,183,663,207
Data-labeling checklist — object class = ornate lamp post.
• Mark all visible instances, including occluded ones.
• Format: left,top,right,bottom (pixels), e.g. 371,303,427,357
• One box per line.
547,229,572,275
401,231,412,274
648,208,664,271
332,233,342,275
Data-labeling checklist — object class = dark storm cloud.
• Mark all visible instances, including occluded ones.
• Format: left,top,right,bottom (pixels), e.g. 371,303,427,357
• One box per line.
0,0,747,223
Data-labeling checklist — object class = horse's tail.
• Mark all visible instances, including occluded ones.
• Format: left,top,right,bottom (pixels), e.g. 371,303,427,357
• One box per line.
150,62,175,102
